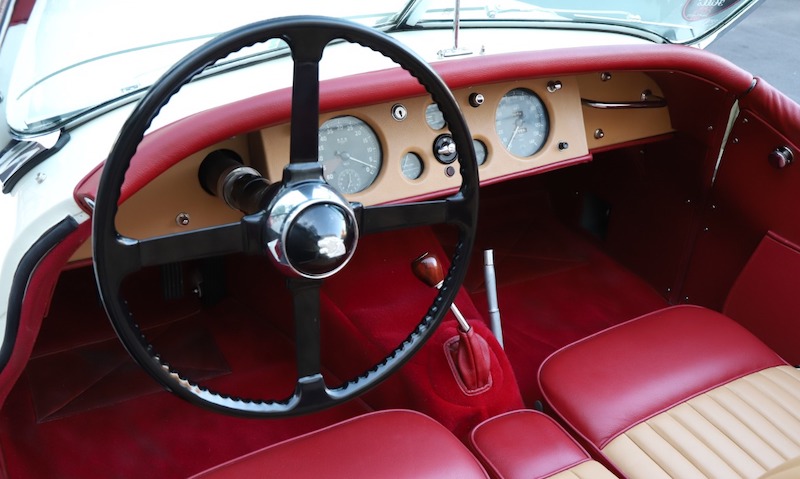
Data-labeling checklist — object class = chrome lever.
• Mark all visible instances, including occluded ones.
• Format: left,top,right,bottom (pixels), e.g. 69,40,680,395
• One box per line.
581,90,667,109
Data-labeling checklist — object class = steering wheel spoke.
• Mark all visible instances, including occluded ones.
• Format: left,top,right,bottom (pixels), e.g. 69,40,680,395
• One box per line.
284,30,332,165
288,278,324,379
133,222,245,268
356,193,472,236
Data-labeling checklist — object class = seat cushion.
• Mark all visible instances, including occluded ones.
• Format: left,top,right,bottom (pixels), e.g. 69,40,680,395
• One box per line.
469,410,616,479
192,409,488,478
539,305,795,479
540,305,785,449
603,365,800,479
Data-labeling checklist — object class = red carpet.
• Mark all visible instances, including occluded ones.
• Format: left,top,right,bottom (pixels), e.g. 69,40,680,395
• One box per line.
0,268,369,479
0,178,667,476
456,184,668,404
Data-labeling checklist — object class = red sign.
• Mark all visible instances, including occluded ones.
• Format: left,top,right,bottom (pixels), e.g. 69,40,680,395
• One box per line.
683,0,743,21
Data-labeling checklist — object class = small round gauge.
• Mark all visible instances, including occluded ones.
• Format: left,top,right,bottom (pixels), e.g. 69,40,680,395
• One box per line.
425,103,446,130
494,88,549,157
473,139,487,166
401,152,424,180
318,116,382,194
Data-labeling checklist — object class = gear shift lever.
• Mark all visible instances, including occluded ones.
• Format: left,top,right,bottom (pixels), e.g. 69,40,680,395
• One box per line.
412,252,471,332
412,252,491,393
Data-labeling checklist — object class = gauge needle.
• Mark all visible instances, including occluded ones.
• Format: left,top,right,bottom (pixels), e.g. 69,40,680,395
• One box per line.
506,124,521,148
339,152,372,168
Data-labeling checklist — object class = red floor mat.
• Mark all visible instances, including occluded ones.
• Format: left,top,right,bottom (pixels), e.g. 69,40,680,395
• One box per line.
0,271,369,479
27,316,230,423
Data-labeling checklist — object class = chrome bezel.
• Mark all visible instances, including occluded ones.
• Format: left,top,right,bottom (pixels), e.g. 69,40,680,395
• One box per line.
264,181,359,279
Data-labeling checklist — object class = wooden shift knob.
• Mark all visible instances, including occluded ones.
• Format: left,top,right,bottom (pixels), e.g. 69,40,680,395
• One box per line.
411,252,444,288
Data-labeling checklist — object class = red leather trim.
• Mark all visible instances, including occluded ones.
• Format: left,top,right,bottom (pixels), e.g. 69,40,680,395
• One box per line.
191,409,488,478
444,329,492,396
539,305,785,449
724,232,800,364
470,410,591,479
0,221,91,407
740,77,800,151
10,0,35,25
680,84,800,309
74,44,754,213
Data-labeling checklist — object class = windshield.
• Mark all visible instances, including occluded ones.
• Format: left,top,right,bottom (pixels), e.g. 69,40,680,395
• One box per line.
6,0,760,135
6,0,407,133
411,0,760,44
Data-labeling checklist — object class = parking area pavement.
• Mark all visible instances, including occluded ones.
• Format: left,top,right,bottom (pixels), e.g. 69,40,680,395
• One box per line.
707,0,800,103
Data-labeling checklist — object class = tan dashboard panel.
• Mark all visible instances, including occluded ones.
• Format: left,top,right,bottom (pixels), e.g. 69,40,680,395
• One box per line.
257,77,589,206
114,137,247,239
578,71,673,149
70,138,249,262
70,72,673,262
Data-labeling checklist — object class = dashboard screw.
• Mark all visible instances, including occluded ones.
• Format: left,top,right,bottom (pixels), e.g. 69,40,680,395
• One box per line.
601,72,612,81
176,213,191,226
594,129,605,139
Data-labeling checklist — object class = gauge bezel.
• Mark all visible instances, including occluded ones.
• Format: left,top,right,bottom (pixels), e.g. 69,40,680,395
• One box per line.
401,151,424,180
318,115,383,194
473,139,488,166
494,87,550,158
425,103,447,130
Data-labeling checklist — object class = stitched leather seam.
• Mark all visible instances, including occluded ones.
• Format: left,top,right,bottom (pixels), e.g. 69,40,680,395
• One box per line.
670,402,763,475
721,381,797,455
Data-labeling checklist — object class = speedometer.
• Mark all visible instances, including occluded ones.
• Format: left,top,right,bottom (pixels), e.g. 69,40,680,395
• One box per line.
494,88,549,157
318,116,382,194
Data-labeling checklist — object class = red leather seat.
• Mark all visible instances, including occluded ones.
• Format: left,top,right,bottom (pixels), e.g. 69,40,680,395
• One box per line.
539,305,800,479
191,409,489,478
469,410,616,479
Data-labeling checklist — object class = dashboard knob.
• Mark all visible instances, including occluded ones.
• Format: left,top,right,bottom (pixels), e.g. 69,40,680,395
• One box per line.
768,146,794,169
433,134,458,164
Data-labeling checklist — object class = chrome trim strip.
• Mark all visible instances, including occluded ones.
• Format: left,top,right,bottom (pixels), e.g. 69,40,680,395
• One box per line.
581,92,667,110
0,130,68,194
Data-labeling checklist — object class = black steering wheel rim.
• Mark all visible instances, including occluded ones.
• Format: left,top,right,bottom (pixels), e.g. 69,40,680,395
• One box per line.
93,16,478,417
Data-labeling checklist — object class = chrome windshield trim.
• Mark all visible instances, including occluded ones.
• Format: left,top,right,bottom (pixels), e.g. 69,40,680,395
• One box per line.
0,130,68,194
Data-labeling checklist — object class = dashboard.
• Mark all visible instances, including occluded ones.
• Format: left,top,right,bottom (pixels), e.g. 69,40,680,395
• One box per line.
70,68,672,261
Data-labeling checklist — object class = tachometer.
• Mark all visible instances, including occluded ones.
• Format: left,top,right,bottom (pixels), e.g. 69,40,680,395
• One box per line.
494,88,549,157
318,116,382,194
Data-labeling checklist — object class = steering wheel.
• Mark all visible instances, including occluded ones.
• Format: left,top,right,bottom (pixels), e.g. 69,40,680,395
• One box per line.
93,16,478,417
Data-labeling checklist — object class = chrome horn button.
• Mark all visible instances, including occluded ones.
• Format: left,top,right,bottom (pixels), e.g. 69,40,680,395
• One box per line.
265,181,358,279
